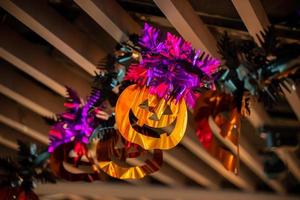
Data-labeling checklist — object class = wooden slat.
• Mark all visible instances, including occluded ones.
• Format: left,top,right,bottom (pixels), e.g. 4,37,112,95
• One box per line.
0,62,64,116
0,134,18,150
36,182,300,200
40,193,122,200
164,148,221,189
0,95,49,144
74,0,140,42
276,149,300,182
247,101,300,183
0,0,106,75
182,126,255,191
128,158,186,187
231,0,270,44
0,26,91,97
282,83,300,121
153,0,220,58
0,123,45,146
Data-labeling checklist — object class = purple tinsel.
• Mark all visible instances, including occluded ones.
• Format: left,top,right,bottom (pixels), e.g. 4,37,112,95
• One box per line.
125,23,220,107
48,87,101,152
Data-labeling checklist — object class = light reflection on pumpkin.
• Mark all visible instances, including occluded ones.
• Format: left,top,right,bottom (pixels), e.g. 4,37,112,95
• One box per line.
89,130,163,179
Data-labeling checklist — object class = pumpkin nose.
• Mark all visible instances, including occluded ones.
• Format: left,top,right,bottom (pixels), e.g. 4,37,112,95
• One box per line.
152,99,167,120
149,113,159,121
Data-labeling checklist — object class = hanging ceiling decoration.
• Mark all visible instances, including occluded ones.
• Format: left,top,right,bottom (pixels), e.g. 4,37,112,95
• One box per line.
216,26,300,111
0,141,56,200
193,26,300,172
24,23,297,183
115,23,220,150
89,128,163,179
194,90,240,173
48,87,101,153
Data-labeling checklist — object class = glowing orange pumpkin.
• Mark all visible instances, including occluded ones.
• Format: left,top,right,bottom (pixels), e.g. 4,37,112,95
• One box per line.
115,84,187,150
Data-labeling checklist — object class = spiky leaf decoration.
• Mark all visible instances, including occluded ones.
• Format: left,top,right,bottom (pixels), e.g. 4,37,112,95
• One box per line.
48,87,101,152
217,26,300,111
0,141,56,200
125,23,220,107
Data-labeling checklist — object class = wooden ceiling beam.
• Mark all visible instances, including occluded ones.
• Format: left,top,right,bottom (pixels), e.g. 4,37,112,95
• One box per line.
231,0,270,44
182,125,255,191
0,62,64,116
0,134,18,151
74,0,141,42
0,95,49,144
247,101,300,183
282,82,300,121
36,182,300,200
0,26,91,97
153,0,220,58
0,0,106,75
163,148,221,189
128,158,186,187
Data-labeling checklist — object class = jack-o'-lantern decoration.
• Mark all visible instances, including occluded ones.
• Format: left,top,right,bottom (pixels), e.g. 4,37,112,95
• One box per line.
115,84,187,150
50,141,107,182
194,91,240,173
89,129,163,179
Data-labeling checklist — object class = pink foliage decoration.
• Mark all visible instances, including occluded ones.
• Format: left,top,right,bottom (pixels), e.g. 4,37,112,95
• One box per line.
125,23,220,107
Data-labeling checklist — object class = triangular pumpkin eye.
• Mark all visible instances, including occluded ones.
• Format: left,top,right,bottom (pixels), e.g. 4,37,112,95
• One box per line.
139,100,149,109
162,105,173,115
149,113,159,121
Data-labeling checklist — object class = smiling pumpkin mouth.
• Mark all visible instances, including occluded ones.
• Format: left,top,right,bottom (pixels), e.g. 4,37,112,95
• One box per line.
129,109,177,138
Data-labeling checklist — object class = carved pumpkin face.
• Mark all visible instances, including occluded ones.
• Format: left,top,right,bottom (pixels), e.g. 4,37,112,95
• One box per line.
115,84,187,150
89,130,163,179
50,142,106,182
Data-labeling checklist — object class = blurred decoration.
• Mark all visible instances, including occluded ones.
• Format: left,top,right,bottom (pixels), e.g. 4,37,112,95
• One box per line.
194,91,240,173
263,151,286,179
89,128,163,179
50,141,105,182
48,86,107,181
0,141,56,200
94,34,141,106
275,9,300,30
115,84,187,150
193,25,300,172
260,125,300,150
217,26,300,111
